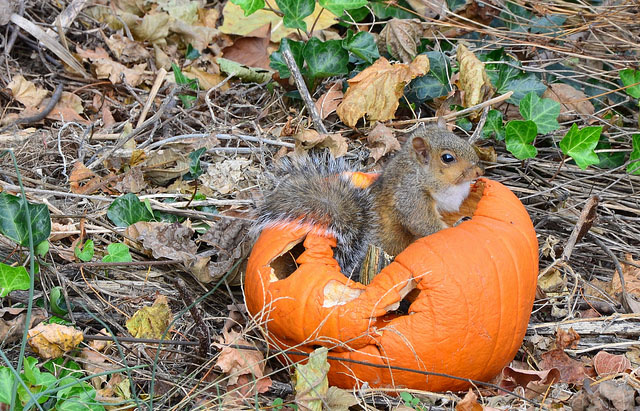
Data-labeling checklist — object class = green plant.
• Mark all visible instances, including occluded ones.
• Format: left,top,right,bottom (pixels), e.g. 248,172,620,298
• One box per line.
172,62,199,108
399,391,427,410
102,243,132,263
74,239,95,262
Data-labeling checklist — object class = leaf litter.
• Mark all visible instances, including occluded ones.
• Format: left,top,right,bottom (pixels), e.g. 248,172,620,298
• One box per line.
0,0,639,409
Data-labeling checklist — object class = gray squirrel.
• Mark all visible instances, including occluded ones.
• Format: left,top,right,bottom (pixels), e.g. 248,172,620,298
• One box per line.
253,125,483,278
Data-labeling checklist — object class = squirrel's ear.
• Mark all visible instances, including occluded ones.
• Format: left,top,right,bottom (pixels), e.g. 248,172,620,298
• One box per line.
412,136,431,163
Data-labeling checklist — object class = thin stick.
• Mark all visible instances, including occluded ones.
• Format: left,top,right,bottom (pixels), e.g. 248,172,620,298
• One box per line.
136,68,167,128
281,42,328,134
468,105,490,144
561,195,600,261
390,91,513,126
0,83,64,133
591,235,638,314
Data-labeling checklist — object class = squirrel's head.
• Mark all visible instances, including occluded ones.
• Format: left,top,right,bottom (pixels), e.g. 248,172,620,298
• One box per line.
410,129,484,186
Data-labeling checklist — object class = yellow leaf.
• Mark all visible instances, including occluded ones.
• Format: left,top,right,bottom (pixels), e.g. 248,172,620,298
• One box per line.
27,323,83,359
126,295,172,339
183,67,229,91
457,44,491,109
7,75,48,108
337,55,430,127
294,347,329,411
219,2,338,43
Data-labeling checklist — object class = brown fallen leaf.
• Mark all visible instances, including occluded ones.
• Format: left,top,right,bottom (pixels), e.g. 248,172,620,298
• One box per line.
457,44,492,110
113,166,146,193
593,351,631,377
543,83,595,121
572,380,637,411
325,386,358,410
46,91,87,123
455,389,483,411
337,55,430,126
214,329,271,388
378,18,423,63
406,0,447,19
500,366,560,399
27,323,84,359
0,307,47,344
142,148,190,186
79,347,116,389
293,129,348,157
315,82,343,119
126,295,172,340
50,221,79,241
105,33,151,63
126,221,197,263
539,348,590,384
183,66,230,91
538,268,567,293
77,46,148,86
610,254,640,301
367,122,400,161
222,23,271,70
556,327,580,350
7,75,48,107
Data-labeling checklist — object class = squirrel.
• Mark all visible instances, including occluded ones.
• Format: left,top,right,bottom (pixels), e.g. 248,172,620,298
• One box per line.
253,124,484,279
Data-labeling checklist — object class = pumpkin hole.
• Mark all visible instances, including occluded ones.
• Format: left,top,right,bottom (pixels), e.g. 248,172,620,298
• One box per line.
269,239,306,280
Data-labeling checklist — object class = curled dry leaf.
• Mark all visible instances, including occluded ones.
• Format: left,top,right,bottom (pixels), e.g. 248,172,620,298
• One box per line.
126,295,172,339
315,82,344,119
367,122,400,161
611,254,640,300
556,327,580,349
221,23,271,70
378,18,423,63
0,307,47,344
539,348,590,384
76,46,148,86
457,44,492,110
105,33,151,63
500,366,560,399
201,158,256,194
27,323,83,359
183,66,230,91
543,83,595,121
214,329,271,391
455,388,483,411
325,386,358,411
405,0,448,19
142,149,190,186
126,221,198,263
337,55,430,127
294,347,329,411
293,129,348,157
7,75,48,108
593,351,631,376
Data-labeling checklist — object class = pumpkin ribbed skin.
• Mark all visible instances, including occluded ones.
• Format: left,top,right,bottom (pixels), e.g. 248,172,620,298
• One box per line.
245,178,538,391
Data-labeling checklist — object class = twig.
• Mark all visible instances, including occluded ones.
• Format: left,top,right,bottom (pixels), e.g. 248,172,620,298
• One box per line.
175,277,210,358
137,68,167,128
390,91,513,126
145,133,294,150
468,105,489,144
87,87,177,170
0,83,64,133
561,195,600,261
281,42,328,135
591,235,638,314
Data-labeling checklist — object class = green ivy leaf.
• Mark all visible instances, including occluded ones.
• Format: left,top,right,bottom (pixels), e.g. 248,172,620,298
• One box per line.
74,239,94,262
505,120,538,159
275,0,314,30
504,76,547,105
319,0,367,17
303,38,349,81
628,134,640,175
519,92,561,134
216,57,273,83
370,0,414,19
446,0,466,11
595,137,626,169
620,68,640,99
270,39,305,79
102,243,132,263
529,15,566,34
230,0,265,16
405,51,451,102
559,124,601,169
342,30,379,64
183,147,207,181
107,194,154,228
0,367,15,405
482,109,505,140
50,286,69,316
456,117,473,132
0,193,51,247
35,240,49,258
0,263,30,297
185,44,200,60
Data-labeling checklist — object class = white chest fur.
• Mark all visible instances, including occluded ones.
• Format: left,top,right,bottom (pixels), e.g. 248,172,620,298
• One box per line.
433,183,471,212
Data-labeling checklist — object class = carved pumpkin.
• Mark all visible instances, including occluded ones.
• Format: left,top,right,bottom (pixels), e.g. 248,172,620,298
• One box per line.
245,178,538,391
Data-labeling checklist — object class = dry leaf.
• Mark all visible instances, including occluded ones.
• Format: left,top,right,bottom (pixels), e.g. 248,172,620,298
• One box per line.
105,33,151,63
294,347,329,411
222,23,271,70
293,129,348,157
27,323,84,359
47,91,87,123
337,55,430,126
556,327,580,350
378,18,423,63
315,82,343,119
474,145,496,163
538,268,566,293
539,348,589,384
593,351,631,376
183,66,229,91
455,389,483,411
126,221,197,263
0,307,47,344
79,348,115,389
367,122,400,161
7,75,48,108
543,83,595,121
200,158,255,194
142,149,190,185
220,2,338,43
113,166,146,193
610,254,640,300
500,366,560,400
214,329,270,387
457,44,491,109
325,386,358,411
50,221,79,241
126,295,172,339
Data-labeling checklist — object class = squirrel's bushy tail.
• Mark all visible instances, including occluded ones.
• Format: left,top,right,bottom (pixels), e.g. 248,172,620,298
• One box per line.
253,153,375,277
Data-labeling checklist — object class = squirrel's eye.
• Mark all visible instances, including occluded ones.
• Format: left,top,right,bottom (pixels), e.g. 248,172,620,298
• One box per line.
441,153,456,164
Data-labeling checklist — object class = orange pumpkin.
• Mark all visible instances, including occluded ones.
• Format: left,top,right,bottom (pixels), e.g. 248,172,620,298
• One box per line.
245,178,538,391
